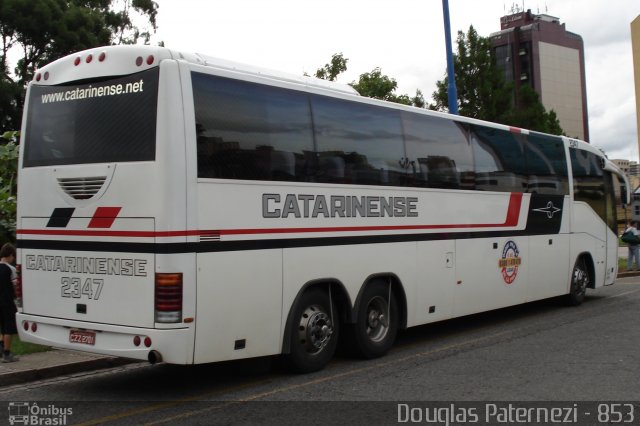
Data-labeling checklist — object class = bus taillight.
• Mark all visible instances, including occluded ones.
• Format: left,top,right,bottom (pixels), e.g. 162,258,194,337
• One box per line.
155,273,183,323
15,264,22,308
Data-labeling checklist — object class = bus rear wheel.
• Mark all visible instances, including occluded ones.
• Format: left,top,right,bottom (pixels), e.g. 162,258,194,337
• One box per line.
566,257,589,306
286,288,338,373
349,280,398,359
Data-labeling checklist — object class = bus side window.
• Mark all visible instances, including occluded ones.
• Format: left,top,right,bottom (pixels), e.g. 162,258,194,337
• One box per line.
192,72,315,182
470,126,526,193
402,112,473,190
311,95,405,187
525,133,568,195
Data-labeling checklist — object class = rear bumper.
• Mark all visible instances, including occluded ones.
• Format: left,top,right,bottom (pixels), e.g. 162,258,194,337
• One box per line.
17,313,194,364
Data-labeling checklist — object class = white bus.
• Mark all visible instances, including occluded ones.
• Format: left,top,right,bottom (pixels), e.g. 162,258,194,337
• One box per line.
16,45,629,373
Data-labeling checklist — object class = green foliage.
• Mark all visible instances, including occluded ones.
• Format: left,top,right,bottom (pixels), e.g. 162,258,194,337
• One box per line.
350,68,425,107
0,131,19,242
350,68,399,101
313,53,348,82
310,53,425,108
11,334,51,356
431,26,513,121
410,89,426,109
431,25,564,136
0,76,22,132
503,85,565,135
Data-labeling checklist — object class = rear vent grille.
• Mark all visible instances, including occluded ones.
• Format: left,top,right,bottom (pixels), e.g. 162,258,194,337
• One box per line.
57,176,107,200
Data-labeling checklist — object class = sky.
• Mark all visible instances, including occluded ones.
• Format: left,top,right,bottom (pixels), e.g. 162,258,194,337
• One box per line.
150,0,639,161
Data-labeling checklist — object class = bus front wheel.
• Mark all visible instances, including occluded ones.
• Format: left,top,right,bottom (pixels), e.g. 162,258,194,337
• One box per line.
286,287,339,373
349,280,398,359
566,257,589,306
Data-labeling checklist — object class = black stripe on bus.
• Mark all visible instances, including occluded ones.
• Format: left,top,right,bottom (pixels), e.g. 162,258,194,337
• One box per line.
16,230,558,254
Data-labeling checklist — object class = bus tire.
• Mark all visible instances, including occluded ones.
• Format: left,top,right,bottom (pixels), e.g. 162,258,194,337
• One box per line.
286,287,339,373
350,279,398,359
566,257,589,306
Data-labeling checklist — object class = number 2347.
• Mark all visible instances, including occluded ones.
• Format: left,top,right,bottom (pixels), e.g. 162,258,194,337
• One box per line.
61,277,104,300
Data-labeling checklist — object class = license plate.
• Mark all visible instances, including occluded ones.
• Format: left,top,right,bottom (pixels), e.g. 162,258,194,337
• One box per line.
69,329,96,346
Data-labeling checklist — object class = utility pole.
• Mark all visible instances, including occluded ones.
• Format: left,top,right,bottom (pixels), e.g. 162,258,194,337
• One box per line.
442,0,459,114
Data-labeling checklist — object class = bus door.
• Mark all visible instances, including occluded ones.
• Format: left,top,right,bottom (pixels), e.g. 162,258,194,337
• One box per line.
604,171,623,283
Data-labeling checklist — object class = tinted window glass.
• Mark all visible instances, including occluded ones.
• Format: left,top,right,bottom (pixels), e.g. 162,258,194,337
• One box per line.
311,96,405,186
470,126,527,192
24,68,158,167
604,172,617,234
402,113,474,189
193,73,315,181
571,148,605,220
526,133,569,195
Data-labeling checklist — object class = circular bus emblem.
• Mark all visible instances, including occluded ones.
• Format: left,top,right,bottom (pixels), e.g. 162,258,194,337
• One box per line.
499,240,522,285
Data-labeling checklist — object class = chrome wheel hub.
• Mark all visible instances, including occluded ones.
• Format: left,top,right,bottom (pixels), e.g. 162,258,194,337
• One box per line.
366,296,390,343
574,267,588,295
298,305,333,354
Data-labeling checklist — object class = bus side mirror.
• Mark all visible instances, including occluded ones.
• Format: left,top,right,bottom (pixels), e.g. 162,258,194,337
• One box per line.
622,186,630,205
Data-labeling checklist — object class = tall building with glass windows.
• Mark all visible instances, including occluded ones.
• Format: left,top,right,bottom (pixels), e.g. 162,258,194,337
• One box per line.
490,9,589,141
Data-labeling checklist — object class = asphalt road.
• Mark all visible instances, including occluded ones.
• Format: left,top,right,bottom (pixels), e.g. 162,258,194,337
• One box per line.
2,277,640,425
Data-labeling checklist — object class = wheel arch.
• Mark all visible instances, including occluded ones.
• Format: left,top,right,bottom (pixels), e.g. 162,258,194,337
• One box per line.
281,278,352,354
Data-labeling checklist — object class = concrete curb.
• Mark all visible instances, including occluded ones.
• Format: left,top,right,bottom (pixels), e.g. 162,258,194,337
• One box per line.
616,271,640,278
0,356,135,387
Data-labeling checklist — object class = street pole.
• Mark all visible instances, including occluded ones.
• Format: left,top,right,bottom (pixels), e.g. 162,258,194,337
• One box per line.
442,0,459,115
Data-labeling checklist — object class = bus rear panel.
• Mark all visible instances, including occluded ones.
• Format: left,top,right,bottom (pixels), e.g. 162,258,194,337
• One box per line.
17,47,195,364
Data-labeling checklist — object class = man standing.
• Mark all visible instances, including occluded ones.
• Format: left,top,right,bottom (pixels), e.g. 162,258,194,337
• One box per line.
0,243,19,362
625,221,640,271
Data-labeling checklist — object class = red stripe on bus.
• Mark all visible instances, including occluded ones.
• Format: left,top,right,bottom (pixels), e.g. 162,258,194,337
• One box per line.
87,207,122,229
16,229,202,237
17,193,523,239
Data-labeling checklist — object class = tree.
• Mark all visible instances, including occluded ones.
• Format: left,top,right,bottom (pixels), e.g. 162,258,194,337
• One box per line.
310,53,426,108
313,52,348,82
431,25,513,122
350,68,399,101
0,131,18,242
350,68,425,107
504,85,564,135
0,0,159,132
431,25,564,135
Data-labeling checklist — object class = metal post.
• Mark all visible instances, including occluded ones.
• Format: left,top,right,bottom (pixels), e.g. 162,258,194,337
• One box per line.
442,0,459,115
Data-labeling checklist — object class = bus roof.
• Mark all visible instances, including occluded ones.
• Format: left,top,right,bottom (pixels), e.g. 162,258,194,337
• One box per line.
32,45,359,96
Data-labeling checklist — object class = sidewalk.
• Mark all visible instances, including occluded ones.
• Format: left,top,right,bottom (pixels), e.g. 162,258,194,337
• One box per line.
0,349,135,387
3,269,640,387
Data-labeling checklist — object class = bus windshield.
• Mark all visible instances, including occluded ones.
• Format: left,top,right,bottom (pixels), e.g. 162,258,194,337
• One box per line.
23,67,159,167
